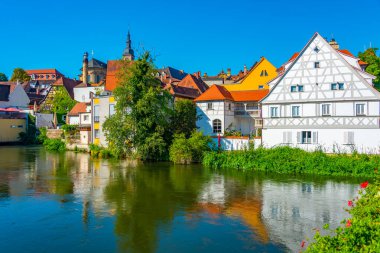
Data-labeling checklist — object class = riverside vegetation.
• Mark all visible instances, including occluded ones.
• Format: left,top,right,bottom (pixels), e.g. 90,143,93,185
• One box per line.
203,146,380,178
304,177,380,252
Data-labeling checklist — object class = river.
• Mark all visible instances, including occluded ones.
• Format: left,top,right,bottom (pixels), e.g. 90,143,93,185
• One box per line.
0,146,364,252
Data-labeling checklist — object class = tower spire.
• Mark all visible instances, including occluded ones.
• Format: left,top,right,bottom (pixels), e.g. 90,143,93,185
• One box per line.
123,30,134,61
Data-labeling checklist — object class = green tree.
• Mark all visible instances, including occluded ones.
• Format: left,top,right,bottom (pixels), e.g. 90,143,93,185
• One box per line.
358,48,380,87
10,68,31,82
172,99,197,138
52,87,76,114
0,72,8,81
103,52,174,160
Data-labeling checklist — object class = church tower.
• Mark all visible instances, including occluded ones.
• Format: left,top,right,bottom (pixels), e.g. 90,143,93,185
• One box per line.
123,31,134,61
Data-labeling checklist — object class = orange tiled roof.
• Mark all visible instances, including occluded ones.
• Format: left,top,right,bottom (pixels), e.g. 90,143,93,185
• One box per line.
194,84,268,102
288,52,299,63
26,69,61,75
338,49,354,57
358,60,368,65
68,102,87,116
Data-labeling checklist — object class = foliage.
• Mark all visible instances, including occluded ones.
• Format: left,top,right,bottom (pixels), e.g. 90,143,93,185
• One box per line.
37,127,48,144
18,115,39,144
43,138,66,152
10,68,31,82
224,123,242,137
52,87,76,114
169,131,213,164
0,72,8,81
358,48,380,87
103,52,173,161
305,178,380,252
203,146,380,177
172,100,197,138
61,124,77,139
89,144,114,158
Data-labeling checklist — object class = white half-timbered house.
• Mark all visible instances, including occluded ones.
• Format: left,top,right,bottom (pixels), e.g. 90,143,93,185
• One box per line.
261,33,380,153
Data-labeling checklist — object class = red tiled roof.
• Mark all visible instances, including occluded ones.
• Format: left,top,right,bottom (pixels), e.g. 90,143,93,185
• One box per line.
338,49,354,57
194,84,268,102
26,69,62,75
358,60,368,65
288,53,299,63
68,102,87,116
105,60,125,91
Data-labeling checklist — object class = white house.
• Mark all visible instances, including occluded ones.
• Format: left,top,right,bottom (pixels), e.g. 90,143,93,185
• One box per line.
0,82,30,109
261,33,380,154
73,83,104,103
195,84,267,137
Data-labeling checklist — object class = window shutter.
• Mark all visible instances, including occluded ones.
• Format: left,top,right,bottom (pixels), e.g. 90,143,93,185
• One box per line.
312,132,318,144
287,132,292,144
297,132,302,144
343,132,348,144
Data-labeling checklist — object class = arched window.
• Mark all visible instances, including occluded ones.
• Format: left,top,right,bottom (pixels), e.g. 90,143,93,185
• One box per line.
213,119,222,133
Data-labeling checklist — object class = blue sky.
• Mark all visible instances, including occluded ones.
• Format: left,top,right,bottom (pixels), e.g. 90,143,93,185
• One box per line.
1,0,379,79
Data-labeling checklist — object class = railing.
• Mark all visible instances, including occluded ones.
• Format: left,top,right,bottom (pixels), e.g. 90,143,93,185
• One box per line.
234,110,261,118
94,116,100,122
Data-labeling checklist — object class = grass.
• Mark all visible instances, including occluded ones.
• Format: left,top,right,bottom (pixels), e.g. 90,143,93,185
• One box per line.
203,146,380,178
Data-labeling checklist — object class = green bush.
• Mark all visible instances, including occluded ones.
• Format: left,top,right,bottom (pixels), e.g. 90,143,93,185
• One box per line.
18,115,39,144
43,138,66,152
89,144,114,158
169,131,213,164
37,127,48,144
203,146,380,177
305,178,380,252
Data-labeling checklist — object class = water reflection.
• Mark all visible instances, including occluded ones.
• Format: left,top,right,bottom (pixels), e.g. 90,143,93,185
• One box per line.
0,146,362,253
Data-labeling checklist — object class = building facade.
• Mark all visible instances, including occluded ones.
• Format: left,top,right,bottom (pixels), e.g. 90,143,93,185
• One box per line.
195,85,268,137
261,33,380,153
91,92,115,146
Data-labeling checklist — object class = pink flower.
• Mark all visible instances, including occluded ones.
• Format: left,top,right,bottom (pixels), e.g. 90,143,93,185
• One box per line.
301,240,306,248
348,200,353,207
360,181,369,189
346,219,352,228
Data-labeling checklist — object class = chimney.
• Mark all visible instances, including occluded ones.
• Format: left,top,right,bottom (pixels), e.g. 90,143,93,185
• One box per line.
329,38,339,50
203,72,208,77
227,68,231,77
82,52,89,85
244,65,247,75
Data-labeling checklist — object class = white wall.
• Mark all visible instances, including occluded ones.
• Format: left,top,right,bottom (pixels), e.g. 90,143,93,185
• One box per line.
74,87,104,103
211,137,250,151
68,115,79,125
0,84,30,109
79,112,91,125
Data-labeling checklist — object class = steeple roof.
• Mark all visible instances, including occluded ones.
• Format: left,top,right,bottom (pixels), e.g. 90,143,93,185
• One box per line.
123,31,134,60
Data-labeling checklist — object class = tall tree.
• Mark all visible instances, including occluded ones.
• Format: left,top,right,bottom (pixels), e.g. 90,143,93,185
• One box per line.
172,100,197,138
0,72,8,81
51,87,76,114
103,52,174,160
358,48,380,87
10,68,31,82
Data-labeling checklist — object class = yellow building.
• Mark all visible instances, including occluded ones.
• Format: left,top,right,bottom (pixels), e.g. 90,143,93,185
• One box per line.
223,57,277,91
0,109,27,143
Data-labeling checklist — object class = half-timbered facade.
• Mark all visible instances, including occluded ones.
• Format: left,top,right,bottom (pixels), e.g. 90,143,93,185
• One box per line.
261,33,380,153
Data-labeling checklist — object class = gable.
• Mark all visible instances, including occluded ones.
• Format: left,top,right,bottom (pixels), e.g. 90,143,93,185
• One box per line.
223,57,277,91
262,33,380,104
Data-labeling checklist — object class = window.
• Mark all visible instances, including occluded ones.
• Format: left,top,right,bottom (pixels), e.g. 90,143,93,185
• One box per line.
338,83,344,90
344,132,354,145
82,95,85,102
314,46,320,53
301,131,312,144
292,106,300,117
84,115,89,121
207,102,213,110
290,86,297,92
331,83,337,90
109,104,115,116
94,105,99,122
96,75,100,83
298,85,304,92
282,131,292,144
321,104,331,116
213,119,222,133
94,130,100,139
258,85,264,89
228,103,231,111
264,70,268,76
356,104,365,116
270,107,278,118
260,70,268,77
314,62,320,68
46,75,49,79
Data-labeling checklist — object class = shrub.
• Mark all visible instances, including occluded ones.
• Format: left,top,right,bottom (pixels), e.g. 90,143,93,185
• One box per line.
89,144,115,158
43,138,66,152
169,131,213,164
305,178,380,252
203,146,380,177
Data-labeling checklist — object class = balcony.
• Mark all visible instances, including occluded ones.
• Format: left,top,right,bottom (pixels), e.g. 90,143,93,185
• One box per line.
234,109,261,118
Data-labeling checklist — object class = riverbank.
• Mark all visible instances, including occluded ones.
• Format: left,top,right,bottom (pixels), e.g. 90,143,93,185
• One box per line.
203,146,380,178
